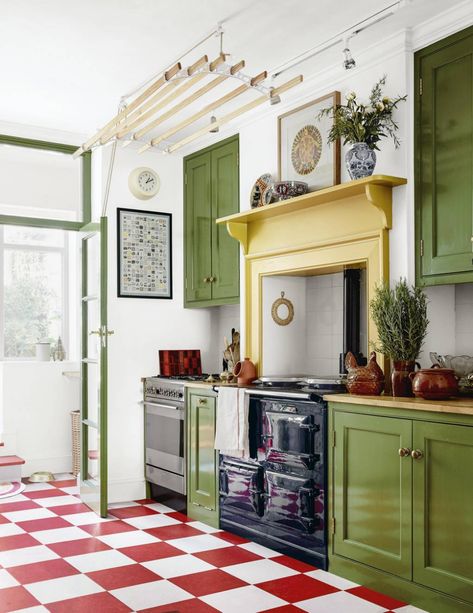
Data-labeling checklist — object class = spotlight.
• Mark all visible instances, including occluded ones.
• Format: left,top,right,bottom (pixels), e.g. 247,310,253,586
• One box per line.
269,87,281,105
343,46,356,70
210,115,219,133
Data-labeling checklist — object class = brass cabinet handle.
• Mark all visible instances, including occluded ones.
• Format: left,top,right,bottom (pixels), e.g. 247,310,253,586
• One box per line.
209,276,216,283
203,277,210,283
398,447,411,458
198,398,207,405
411,449,424,460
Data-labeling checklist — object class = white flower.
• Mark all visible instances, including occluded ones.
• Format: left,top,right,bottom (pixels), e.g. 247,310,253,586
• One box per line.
365,106,375,114
382,96,390,104
376,101,385,111
346,91,357,101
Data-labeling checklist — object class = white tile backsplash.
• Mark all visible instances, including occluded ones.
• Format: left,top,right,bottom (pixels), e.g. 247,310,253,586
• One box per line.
455,284,473,355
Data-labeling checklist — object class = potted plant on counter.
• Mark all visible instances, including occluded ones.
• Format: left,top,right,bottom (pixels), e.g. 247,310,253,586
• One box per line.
370,279,429,397
318,75,406,179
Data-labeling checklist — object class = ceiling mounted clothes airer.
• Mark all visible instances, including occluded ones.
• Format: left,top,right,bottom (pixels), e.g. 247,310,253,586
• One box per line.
73,25,303,159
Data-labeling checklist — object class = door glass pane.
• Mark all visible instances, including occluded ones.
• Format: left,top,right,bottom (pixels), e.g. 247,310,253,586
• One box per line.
0,144,81,221
86,234,100,297
87,365,99,426
87,426,100,482
4,249,63,357
4,226,65,247
87,300,100,360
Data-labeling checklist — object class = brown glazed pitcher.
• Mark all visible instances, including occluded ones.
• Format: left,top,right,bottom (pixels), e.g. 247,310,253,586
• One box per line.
233,358,257,387
392,360,420,397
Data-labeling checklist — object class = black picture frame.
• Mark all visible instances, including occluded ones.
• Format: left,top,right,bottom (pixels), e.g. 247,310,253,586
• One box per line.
117,207,172,299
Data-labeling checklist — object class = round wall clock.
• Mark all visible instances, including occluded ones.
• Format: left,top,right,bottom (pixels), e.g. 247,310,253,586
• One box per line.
128,167,160,200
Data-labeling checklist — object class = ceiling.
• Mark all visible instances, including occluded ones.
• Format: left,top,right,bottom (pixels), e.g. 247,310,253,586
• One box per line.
0,0,465,138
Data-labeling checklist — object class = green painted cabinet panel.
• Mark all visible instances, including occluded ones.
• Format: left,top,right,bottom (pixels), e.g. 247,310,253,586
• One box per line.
184,135,239,307
333,411,412,579
416,26,473,285
187,388,219,528
412,421,473,603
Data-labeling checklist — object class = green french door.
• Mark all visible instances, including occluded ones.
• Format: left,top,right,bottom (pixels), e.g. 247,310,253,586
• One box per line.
80,217,109,517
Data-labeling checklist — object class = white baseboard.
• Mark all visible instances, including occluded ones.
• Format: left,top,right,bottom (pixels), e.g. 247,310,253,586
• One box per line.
108,477,146,504
22,455,72,477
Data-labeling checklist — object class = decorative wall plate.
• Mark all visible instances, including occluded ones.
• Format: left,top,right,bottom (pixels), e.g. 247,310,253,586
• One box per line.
271,291,294,326
250,173,273,208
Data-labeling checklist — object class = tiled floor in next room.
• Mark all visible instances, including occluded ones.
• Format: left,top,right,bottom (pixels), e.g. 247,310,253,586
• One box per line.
0,477,427,613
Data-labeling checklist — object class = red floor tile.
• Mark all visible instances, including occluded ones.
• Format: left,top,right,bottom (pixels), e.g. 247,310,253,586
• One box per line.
261,606,305,612
0,585,39,613
194,545,262,567
0,514,9,524
51,502,91,515
109,505,159,519
0,500,38,513
134,498,156,504
119,541,184,562
87,562,161,590
145,523,204,540
47,537,111,556
23,488,69,499
0,533,40,551
17,516,72,533
167,511,192,522
216,530,249,545
170,568,248,596
347,585,407,609
272,554,318,573
47,591,132,613
51,479,77,488
81,520,137,536
142,598,219,612
8,558,79,584
258,573,339,602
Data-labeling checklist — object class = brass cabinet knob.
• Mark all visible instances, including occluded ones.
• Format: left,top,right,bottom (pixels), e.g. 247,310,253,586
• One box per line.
411,449,424,460
398,447,411,458
209,276,216,283
198,398,207,405
203,277,210,283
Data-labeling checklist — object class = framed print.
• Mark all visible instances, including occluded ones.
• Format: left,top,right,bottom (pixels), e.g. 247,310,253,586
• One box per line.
278,92,340,191
117,207,172,299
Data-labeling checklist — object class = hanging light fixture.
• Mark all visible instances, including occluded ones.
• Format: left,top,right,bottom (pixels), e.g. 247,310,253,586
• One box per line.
209,115,219,133
342,41,356,70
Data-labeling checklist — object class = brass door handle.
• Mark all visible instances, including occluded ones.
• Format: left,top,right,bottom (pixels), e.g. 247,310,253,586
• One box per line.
398,447,411,458
411,449,424,460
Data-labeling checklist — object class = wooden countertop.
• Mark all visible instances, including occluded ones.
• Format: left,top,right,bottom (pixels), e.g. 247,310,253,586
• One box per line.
324,393,473,416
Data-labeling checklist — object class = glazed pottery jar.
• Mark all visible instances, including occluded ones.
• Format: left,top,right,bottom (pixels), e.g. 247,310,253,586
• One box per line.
233,358,257,387
410,367,459,400
392,360,420,397
345,142,376,179
345,351,385,395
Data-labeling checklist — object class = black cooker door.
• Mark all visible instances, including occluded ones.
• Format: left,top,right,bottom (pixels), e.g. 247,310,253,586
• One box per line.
219,459,264,518
264,470,322,535
263,410,320,469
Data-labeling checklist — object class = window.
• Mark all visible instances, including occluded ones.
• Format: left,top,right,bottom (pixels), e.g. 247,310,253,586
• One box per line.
0,227,70,359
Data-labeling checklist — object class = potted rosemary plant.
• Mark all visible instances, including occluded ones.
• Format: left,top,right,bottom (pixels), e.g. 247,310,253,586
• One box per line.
370,280,429,397
319,76,406,179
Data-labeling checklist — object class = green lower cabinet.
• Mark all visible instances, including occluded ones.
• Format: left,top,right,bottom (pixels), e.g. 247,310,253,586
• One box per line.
333,412,412,579
413,421,473,602
329,402,473,613
187,388,219,528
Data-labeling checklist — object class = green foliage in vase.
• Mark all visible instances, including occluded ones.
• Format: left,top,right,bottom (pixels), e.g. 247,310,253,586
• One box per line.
318,76,407,150
370,279,429,361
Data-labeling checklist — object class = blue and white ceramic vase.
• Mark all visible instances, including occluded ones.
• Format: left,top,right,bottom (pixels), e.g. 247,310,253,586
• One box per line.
345,142,376,180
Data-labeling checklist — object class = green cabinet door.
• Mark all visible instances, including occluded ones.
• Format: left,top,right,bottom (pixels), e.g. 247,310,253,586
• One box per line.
211,138,239,301
187,389,219,528
333,411,412,579
185,152,212,303
413,421,473,603
416,26,473,285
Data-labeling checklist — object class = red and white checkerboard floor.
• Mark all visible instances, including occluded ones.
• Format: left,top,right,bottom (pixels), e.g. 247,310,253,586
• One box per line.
0,476,428,613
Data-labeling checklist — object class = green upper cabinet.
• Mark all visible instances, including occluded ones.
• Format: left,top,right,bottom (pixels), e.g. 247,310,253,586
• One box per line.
184,135,239,307
415,26,473,286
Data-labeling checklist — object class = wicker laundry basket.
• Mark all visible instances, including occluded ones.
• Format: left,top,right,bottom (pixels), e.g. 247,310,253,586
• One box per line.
71,410,81,477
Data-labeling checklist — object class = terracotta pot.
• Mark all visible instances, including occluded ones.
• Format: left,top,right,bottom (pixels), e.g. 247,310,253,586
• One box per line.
233,358,257,387
409,366,459,400
392,360,420,397
345,351,385,395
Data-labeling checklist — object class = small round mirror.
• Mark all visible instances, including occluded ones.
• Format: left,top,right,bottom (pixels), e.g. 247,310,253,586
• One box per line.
271,292,294,326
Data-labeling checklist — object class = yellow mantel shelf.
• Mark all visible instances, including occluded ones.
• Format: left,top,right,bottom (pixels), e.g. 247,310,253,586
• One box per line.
216,175,406,254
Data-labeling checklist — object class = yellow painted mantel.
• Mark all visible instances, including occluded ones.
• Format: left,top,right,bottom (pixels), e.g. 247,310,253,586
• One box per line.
216,175,407,374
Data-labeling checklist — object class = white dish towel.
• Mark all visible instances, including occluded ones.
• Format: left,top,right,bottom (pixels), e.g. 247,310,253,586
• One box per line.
214,387,250,459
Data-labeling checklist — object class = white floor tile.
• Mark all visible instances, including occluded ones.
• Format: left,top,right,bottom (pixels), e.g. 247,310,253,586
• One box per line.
0,545,59,568
23,483,56,492
0,494,29,504
2,508,56,523
167,534,232,554
142,554,215,578
111,579,192,610
97,529,160,549
238,541,280,558
108,501,140,509
223,558,298,584
143,502,175,513
65,548,135,573
123,513,180,530
393,606,430,613
0,522,25,537
60,486,80,495
186,520,222,534
34,495,81,508
30,526,90,544
201,584,286,612
11,606,50,612
25,573,104,604
296,591,386,613
305,569,359,590
60,511,113,526
0,568,19,588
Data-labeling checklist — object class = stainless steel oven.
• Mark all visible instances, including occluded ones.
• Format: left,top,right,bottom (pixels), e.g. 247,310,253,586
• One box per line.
144,378,186,495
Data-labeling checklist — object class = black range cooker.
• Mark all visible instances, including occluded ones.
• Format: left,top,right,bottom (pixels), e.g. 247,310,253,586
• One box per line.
219,376,345,571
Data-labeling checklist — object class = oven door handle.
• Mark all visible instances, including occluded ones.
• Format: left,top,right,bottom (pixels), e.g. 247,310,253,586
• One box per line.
141,400,184,419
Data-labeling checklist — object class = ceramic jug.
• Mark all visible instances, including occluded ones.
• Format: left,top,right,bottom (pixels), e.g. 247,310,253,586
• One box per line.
233,358,257,387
